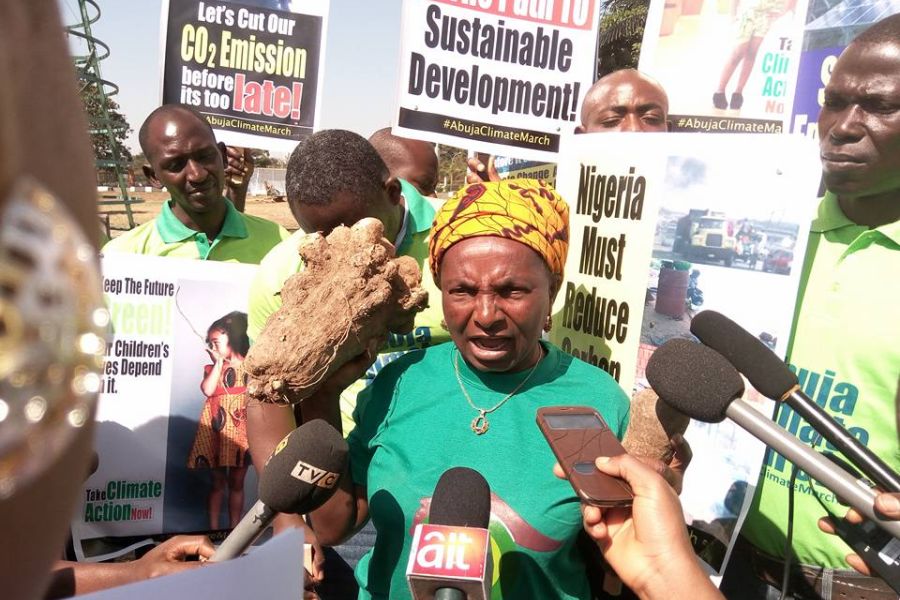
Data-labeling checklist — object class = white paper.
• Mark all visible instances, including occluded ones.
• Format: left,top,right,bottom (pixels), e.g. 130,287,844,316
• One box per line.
80,529,304,600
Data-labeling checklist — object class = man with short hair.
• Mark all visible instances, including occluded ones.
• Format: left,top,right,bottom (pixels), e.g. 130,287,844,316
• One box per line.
246,129,446,357
577,68,670,134
103,105,288,262
468,68,670,181
246,131,449,595
368,127,439,197
721,14,900,599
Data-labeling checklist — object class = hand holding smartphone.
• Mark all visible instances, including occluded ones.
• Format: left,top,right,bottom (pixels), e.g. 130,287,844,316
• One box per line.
537,406,634,507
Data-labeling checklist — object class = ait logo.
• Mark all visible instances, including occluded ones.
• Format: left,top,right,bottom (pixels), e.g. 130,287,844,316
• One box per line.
413,493,562,599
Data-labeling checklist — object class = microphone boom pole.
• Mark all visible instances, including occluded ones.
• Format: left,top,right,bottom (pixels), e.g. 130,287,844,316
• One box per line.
727,398,900,539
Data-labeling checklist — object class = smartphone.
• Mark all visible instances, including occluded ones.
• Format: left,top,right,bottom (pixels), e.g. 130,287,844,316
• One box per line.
537,406,634,507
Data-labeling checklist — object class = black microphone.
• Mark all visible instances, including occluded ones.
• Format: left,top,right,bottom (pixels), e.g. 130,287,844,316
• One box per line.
646,339,900,541
690,310,900,493
407,467,492,600
429,467,492,528
210,419,348,561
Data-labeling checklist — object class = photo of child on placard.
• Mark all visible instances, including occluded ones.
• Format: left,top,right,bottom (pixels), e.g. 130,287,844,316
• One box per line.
163,278,259,535
186,311,251,531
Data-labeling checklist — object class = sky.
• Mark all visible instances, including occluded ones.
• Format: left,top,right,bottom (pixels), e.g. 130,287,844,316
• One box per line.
58,0,403,153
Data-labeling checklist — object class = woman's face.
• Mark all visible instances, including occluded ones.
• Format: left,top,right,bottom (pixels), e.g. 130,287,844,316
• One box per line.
440,237,556,373
207,330,231,358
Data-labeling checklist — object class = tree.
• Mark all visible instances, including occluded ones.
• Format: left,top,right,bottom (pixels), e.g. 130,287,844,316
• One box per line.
596,0,651,77
129,153,149,186
80,83,132,186
249,149,286,169
437,144,468,195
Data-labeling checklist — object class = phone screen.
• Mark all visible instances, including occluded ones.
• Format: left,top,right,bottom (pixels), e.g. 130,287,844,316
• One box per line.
544,413,606,430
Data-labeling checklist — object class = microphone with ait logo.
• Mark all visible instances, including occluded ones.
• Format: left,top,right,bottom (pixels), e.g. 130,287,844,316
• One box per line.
210,419,347,561
407,467,493,600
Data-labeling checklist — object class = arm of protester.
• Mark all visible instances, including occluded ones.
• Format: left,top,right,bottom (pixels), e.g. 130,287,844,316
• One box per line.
246,338,379,575
223,146,253,212
554,455,722,600
465,155,500,184
306,470,370,554
245,402,312,528
301,342,380,547
818,492,900,575
244,402,326,585
45,536,214,598
300,368,374,546
308,477,369,548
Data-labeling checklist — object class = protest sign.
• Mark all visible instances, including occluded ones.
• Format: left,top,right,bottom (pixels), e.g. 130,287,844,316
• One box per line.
394,0,602,161
789,0,900,137
72,255,260,561
550,132,822,578
639,0,809,133
789,45,839,139
160,0,329,153
494,155,557,185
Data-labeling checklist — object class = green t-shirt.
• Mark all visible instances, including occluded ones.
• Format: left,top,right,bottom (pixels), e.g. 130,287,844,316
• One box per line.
102,198,289,263
348,341,630,600
246,181,450,433
742,193,900,568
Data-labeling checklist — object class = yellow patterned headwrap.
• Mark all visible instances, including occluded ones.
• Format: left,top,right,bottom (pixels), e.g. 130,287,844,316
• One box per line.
429,179,569,283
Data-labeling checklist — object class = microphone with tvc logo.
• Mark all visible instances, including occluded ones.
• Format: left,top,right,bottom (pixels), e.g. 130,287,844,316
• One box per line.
690,310,900,493
407,467,492,600
210,419,348,561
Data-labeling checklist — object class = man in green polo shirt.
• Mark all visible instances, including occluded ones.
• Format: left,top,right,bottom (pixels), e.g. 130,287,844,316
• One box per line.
368,127,439,197
721,14,900,600
245,130,447,432
102,105,288,262
245,130,448,593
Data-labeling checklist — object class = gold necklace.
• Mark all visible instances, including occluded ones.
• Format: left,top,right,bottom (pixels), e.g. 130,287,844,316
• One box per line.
453,348,541,435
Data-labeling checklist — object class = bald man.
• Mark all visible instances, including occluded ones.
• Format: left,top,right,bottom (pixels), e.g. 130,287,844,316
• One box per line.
577,68,671,134
368,128,439,197
468,69,671,182
721,14,900,599
103,104,288,263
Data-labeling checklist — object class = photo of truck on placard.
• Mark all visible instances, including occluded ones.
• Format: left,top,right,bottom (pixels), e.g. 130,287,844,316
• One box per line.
667,208,797,273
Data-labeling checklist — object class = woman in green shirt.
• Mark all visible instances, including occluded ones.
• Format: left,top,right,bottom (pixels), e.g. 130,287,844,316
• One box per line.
303,180,629,599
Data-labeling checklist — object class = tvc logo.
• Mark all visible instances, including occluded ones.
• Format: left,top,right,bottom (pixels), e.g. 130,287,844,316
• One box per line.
290,460,339,489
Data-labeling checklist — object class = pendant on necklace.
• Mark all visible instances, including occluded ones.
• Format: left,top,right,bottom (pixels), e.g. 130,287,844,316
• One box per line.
471,412,489,435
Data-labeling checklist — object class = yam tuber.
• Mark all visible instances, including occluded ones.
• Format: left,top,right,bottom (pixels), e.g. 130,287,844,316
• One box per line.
622,387,691,463
244,218,428,404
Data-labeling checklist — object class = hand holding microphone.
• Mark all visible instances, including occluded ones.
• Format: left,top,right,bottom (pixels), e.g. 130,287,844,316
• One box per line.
818,492,900,577
211,419,348,562
647,338,900,539
647,337,900,592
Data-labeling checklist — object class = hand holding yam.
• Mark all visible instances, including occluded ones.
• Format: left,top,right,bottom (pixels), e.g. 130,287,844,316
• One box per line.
623,388,691,463
244,218,428,404
623,387,692,493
